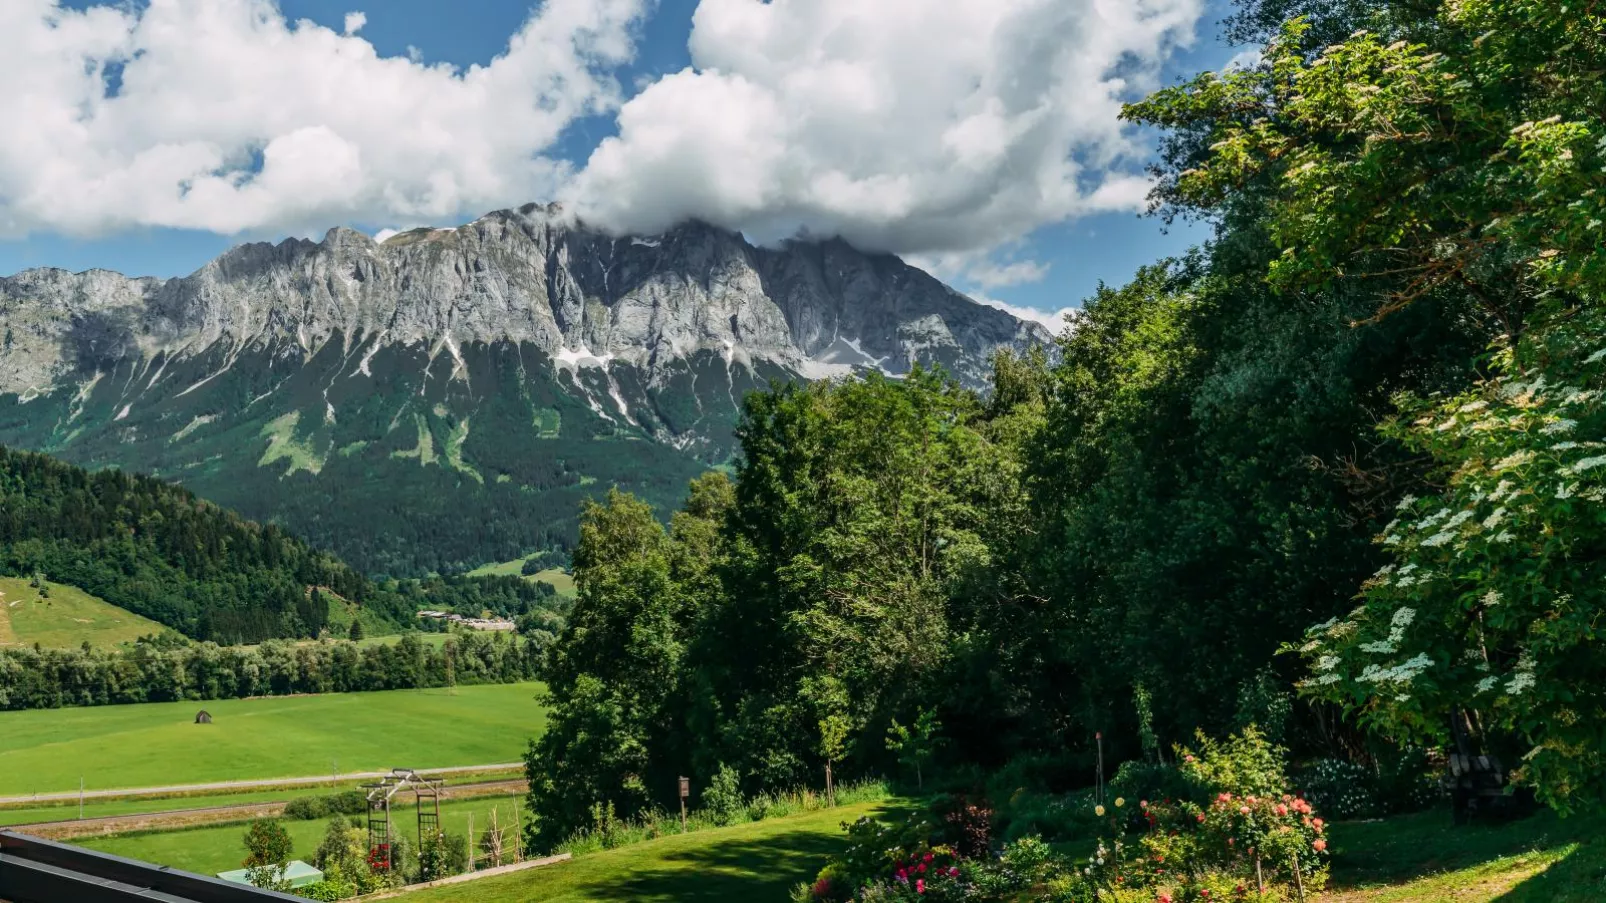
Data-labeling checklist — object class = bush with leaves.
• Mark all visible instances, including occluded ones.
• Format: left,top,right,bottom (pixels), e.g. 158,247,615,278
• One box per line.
702,763,746,827
1294,308,1606,813
417,832,468,882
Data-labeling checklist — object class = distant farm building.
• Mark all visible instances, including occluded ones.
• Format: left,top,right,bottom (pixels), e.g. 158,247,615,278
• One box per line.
416,610,517,631
194,710,212,724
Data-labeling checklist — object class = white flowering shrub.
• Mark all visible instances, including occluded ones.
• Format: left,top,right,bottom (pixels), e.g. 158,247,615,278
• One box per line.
1293,309,1606,813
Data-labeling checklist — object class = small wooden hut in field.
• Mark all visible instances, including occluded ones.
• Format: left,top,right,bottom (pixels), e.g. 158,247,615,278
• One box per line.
194,710,213,724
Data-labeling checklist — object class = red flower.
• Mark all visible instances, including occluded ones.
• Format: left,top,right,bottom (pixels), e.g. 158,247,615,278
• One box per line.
918,863,927,874
1313,839,1328,853
1196,813,1206,824
947,867,959,878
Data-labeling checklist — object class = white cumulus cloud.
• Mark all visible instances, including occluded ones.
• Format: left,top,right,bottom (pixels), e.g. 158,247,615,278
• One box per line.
973,295,1081,336
0,0,647,238
1,0,1205,290
570,0,1204,259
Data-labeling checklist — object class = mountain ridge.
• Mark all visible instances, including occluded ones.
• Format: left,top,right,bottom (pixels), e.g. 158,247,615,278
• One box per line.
0,204,1054,575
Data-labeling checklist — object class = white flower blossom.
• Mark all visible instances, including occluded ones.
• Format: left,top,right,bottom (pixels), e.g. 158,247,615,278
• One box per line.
1568,454,1606,474
1458,400,1489,413
1476,676,1499,693
1481,589,1502,607
1391,607,1417,627
1396,494,1419,511
1558,482,1578,499
1482,508,1507,529
1541,419,1578,435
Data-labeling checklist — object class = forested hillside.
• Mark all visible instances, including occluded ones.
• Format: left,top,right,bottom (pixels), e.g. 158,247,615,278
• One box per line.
520,0,1606,877
0,445,564,644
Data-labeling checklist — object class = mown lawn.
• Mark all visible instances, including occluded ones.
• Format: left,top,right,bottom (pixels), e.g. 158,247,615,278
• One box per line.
80,794,527,877
1321,808,1606,901
407,800,908,903
0,682,545,796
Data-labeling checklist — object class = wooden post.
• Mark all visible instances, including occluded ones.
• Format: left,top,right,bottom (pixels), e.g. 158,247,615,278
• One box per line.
1255,854,1265,897
1291,851,1305,901
678,776,689,832
78,777,84,821
1095,732,1105,805
825,760,835,808
467,811,475,874
514,800,524,863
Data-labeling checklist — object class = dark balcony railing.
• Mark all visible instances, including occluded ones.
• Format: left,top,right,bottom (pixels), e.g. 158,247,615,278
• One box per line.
0,831,305,903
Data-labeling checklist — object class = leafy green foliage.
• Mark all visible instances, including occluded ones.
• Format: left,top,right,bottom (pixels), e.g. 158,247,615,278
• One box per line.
1295,308,1606,812
0,630,539,710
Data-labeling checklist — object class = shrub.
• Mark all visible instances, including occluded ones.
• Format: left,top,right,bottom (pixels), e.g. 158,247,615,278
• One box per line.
417,832,468,881
1178,726,1288,799
1296,758,1378,820
1110,760,1200,808
702,763,745,827
285,790,368,821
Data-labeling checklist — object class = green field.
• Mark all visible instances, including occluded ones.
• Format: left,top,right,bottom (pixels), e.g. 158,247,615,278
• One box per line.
409,800,904,903
0,578,171,650
0,768,525,827
467,558,576,595
0,683,545,796
82,794,529,877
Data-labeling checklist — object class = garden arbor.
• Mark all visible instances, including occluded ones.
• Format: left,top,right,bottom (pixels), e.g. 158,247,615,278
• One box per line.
362,768,443,872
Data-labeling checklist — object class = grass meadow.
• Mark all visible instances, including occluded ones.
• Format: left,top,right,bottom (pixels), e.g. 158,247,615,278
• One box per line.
0,578,171,650
0,682,545,796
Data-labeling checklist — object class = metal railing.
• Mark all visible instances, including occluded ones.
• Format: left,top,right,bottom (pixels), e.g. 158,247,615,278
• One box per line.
0,830,305,903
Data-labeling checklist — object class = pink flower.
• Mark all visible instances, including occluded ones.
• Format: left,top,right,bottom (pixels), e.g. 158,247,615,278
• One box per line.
948,867,959,878
916,878,925,894
1313,839,1327,853
1196,813,1206,823
1275,804,1288,816
1239,806,1251,815
1313,818,1324,829
923,852,933,863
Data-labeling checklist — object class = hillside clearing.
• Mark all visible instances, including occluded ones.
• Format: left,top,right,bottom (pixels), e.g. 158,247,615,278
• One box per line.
0,682,546,796
0,578,171,650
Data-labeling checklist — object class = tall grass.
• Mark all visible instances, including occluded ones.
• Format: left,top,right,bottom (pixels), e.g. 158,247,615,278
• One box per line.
553,780,891,857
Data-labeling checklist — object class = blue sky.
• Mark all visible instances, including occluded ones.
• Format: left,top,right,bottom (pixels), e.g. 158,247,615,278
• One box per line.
4,0,1246,322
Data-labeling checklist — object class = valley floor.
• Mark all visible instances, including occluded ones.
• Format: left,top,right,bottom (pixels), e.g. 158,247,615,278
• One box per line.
0,682,545,796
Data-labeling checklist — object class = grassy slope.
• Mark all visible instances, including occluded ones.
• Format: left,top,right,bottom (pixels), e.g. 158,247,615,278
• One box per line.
0,683,545,796
0,578,171,650
467,558,577,595
409,800,906,903
81,794,527,876
1321,808,1606,902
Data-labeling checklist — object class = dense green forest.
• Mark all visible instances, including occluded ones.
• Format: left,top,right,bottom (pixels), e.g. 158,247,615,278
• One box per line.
521,0,1606,892
0,445,565,644
0,630,540,711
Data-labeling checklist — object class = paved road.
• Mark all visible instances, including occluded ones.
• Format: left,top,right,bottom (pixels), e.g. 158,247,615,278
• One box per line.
0,762,524,806
5,779,529,839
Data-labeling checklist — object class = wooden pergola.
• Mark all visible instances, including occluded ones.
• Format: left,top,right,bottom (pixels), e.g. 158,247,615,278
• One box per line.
361,768,444,873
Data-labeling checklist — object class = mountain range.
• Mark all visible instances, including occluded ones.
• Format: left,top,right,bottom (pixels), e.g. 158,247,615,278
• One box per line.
0,203,1053,576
